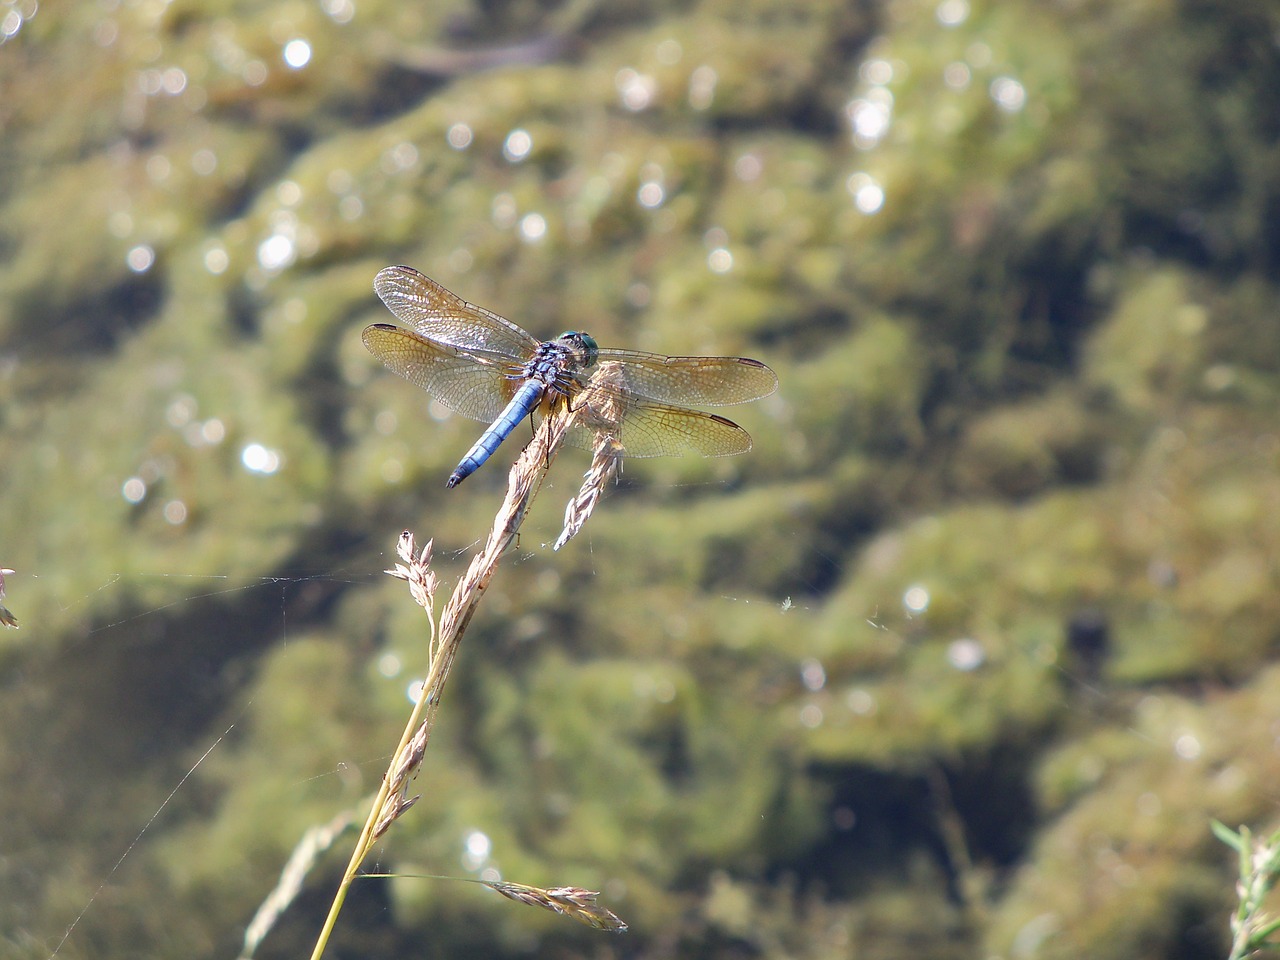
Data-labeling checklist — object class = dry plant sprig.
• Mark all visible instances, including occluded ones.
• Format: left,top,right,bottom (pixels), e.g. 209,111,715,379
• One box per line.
304,393,623,960
555,434,623,550
385,532,441,656
486,881,629,933
555,362,627,550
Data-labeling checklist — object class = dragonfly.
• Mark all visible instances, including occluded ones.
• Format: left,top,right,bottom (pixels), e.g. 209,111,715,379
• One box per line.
363,265,778,488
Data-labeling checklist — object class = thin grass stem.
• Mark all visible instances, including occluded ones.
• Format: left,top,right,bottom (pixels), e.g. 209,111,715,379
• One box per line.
305,397,583,960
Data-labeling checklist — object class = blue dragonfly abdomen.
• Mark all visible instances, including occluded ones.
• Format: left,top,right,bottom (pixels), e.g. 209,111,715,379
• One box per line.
445,332,598,487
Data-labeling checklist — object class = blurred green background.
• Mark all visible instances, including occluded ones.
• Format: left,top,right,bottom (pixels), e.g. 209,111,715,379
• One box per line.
2,0,1279,957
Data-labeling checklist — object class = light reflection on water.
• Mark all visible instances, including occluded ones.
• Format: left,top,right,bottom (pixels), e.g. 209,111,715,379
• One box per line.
616,67,656,111
990,75,1027,112
446,122,473,149
503,127,532,162
282,37,311,69
0,0,34,44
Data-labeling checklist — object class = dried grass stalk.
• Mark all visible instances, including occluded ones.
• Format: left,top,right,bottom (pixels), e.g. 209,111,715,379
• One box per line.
486,881,629,933
555,435,623,550
304,394,620,960
555,362,627,550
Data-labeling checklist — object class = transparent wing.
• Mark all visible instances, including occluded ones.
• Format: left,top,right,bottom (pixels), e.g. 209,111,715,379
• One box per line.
590,348,778,406
374,265,539,360
541,398,754,458
362,323,522,423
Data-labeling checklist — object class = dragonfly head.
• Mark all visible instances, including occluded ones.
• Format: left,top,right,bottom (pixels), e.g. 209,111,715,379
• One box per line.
557,331,599,367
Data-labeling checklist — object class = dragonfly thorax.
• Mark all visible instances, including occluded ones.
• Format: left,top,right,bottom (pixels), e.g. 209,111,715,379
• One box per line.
518,332,598,396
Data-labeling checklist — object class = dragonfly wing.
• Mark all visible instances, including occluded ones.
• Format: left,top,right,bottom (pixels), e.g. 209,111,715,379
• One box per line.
363,323,520,423
546,399,754,458
591,348,778,406
374,265,539,360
